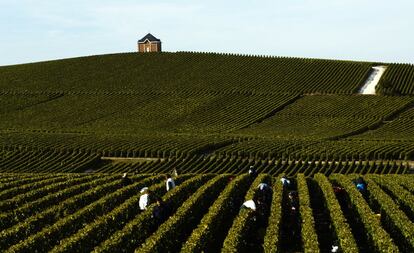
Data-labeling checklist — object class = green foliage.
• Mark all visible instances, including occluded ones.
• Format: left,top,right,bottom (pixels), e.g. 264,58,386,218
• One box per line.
0,173,413,252
49,175,193,253
314,174,358,253
297,174,320,253
180,174,251,253
222,174,273,252
364,176,414,252
137,175,230,253
0,52,372,94
377,64,414,95
5,175,162,252
262,175,283,253
93,174,213,253
330,174,399,252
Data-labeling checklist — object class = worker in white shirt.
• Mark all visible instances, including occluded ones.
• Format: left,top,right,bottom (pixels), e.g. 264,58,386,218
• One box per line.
241,199,257,211
165,174,176,191
139,187,151,210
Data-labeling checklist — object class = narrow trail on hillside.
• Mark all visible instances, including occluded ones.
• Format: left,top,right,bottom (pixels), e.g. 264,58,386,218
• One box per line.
241,94,302,129
358,66,387,95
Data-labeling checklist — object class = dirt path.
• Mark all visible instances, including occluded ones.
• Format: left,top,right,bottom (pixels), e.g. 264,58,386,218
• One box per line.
358,66,387,95
101,157,164,163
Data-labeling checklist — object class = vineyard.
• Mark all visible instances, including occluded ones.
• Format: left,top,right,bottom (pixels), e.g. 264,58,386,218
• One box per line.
0,52,414,164
0,173,412,252
0,52,373,94
0,149,411,175
0,51,414,252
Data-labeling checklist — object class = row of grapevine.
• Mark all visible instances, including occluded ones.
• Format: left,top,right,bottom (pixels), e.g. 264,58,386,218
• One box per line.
138,174,230,252
222,174,272,252
1,149,411,175
377,63,414,95
0,131,233,159
1,173,413,252
0,174,96,212
235,95,413,140
0,174,133,249
353,107,414,141
5,175,164,252
93,174,213,252
0,149,100,173
0,92,297,135
181,174,252,252
0,52,373,94
330,174,399,252
363,176,414,251
49,174,194,253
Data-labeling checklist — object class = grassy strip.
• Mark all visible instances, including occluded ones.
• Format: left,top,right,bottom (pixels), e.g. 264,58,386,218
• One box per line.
137,174,230,252
313,173,358,253
297,174,320,253
364,176,414,252
180,174,251,253
222,174,272,252
330,174,399,252
93,174,214,253
49,175,193,253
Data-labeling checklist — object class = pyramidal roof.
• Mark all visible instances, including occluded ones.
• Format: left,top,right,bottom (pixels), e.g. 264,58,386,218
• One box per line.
138,33,161,43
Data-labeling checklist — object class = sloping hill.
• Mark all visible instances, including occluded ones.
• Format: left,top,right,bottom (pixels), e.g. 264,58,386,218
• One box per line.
0,52,372,94
0,52,414,172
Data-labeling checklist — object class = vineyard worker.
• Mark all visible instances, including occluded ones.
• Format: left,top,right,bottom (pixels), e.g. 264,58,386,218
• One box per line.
122,173,132,186
331,245,339,253
354,177,367,193
257,183,272,203
152,198,169,223
280,176,291,187
139,187,151,210
248,166,257,177
241,199,257,211
165,174,176,191
288,191,299,211
258,182,270,191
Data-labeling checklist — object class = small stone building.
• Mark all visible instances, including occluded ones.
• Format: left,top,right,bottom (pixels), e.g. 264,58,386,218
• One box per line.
138,33,161,53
